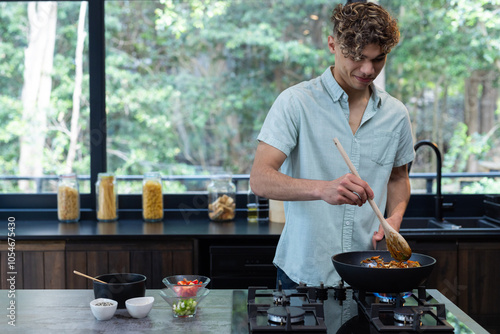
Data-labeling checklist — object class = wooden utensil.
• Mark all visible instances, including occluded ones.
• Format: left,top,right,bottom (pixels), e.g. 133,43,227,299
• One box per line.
73,270,107,284
333,137,412,261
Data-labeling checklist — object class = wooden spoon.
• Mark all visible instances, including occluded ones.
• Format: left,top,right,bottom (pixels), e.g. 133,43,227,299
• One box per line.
73,270,107,284
333,138,412,261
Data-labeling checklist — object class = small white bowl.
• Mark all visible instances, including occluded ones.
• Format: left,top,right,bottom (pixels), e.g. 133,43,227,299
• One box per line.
125,296,154,319
90,298,118,321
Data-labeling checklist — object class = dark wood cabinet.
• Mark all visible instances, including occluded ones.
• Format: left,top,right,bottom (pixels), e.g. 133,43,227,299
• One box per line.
197,238,279,289
458,241,500,334
406,239,458,302
407,238,499,334
66,240,195,289
0,241,66,289
208,245,277,289
1,239,194,289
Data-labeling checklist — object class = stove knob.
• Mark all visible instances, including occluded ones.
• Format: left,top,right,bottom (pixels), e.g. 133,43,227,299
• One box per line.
316,282,328,301
333,281,347,301
296,282,308,293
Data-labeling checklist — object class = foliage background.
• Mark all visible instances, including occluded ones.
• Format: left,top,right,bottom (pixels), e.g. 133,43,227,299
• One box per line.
0,0,499,194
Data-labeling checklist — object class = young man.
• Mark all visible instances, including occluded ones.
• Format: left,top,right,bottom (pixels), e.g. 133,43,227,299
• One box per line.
250,2,415,289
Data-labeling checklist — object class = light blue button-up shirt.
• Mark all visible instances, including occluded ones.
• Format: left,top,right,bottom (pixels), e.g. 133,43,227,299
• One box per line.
257,67,415,287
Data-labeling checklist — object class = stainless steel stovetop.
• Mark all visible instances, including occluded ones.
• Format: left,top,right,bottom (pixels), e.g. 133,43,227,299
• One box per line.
230,284,479,334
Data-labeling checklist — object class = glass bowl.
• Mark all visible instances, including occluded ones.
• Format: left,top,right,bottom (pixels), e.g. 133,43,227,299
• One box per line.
159,287,210,318
162,275,210,298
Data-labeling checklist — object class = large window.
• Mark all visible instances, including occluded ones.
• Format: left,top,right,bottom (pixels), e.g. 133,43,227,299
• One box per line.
103,0,335,194
0,1,90,194
1,1,499,215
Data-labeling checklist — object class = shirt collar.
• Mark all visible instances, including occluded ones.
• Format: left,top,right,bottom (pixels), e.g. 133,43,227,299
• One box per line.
321,66,382,110
321,67,345,102
370,83,382,110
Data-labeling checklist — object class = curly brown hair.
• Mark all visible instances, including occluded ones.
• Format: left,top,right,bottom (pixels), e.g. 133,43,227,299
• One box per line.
331,2,400,61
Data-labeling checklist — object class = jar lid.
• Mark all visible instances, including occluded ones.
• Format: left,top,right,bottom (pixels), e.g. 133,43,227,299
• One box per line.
97,173,115,181
59,173,77,178
144,171,161,177
210,173,232,180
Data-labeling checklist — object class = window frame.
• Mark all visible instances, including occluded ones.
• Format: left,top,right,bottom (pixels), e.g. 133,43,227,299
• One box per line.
0,0,104,218
0,0,494,223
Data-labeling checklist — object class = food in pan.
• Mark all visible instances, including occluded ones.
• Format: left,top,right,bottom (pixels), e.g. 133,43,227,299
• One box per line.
361,255,421,268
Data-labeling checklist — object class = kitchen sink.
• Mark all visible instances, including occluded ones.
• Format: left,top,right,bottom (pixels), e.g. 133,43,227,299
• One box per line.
439,217,500,229
401,217,500,230
401,218,445,229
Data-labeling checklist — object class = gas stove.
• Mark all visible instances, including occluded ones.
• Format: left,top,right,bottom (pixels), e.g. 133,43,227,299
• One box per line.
353,286,454,332
246,283,329,333
231,283,478,333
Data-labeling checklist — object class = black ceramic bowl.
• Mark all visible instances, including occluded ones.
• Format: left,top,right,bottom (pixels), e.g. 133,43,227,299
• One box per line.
93,273,147,308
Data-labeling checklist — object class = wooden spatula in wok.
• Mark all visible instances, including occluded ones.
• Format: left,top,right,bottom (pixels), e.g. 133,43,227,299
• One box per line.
333,137,412,261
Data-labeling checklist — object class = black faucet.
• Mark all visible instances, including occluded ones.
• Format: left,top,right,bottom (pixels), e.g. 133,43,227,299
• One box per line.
408,140,443,222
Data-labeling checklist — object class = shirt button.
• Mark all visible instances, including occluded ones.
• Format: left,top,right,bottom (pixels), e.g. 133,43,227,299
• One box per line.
345,221,351,226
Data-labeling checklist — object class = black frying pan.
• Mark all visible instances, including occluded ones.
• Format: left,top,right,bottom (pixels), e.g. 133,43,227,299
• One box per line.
331,251,436,293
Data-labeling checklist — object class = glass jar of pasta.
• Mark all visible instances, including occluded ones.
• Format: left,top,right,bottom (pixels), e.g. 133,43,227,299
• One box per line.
96,173,118,221
57,173,80,223
142,172,163,222
207,173,236,221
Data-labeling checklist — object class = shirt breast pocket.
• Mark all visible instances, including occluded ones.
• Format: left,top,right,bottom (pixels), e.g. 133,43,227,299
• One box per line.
370,131,399,166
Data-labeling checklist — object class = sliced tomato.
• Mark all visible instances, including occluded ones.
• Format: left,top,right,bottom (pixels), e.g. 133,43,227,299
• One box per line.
173,278,202,297
172,285,199,297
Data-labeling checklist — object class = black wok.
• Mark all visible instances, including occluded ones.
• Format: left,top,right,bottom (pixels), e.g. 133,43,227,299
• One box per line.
331,251,436,293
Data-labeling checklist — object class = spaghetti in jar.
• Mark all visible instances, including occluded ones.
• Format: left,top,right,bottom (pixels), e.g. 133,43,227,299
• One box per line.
96,173,118,221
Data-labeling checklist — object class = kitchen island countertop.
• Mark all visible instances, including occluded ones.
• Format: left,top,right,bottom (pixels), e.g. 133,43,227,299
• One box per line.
1,289,233,333
0,288,489,334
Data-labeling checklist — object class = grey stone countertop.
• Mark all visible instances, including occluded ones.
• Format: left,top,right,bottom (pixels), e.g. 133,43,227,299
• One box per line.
1,289,233,334
0,288,490,334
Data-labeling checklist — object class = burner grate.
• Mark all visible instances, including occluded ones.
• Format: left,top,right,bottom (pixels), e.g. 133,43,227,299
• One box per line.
354,287,455,333
247,286,327,333
267,306,305,324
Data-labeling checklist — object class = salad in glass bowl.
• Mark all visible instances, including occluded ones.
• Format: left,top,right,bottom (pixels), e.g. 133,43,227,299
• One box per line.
162,275,210,298
159,286,210,318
